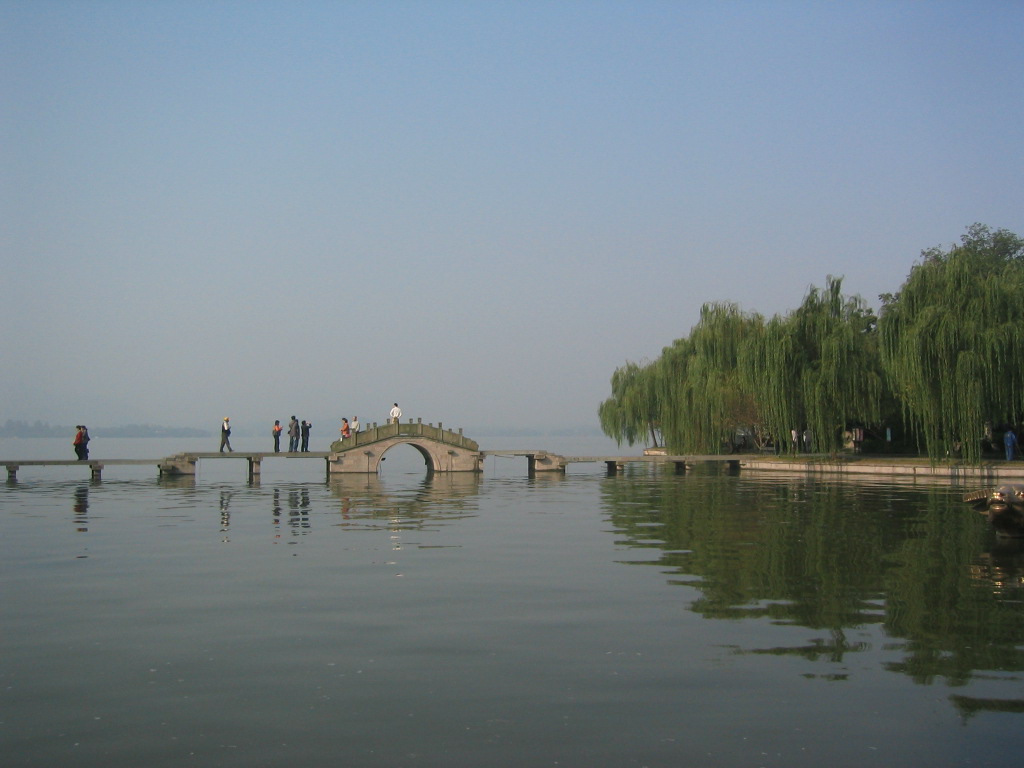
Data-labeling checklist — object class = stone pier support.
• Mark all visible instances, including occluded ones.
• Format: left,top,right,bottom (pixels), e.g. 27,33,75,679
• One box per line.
158,454,198,476
527,453,567,475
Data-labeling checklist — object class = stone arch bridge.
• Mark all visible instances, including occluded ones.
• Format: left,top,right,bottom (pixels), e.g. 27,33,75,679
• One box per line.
328,419,485,474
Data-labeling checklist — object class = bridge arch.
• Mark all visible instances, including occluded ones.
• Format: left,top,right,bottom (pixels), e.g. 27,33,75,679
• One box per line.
327,420,482,474
382,441,435,472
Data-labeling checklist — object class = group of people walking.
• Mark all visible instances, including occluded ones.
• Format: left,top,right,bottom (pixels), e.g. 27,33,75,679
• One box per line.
72,425,90,460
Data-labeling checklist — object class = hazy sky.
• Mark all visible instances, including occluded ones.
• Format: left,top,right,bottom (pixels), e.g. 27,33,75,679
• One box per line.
3,1,1022,434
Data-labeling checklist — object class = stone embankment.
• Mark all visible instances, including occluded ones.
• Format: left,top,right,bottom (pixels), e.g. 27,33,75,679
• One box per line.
736,455,1024,483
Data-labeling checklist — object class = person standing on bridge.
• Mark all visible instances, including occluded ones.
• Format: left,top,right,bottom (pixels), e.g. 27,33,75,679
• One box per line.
351,416,359,434
272,420,282,452
220,417,233,453
301,420,312,452
340,418,351,440
287,416,299,452
73,425,86,460
390,403,402,425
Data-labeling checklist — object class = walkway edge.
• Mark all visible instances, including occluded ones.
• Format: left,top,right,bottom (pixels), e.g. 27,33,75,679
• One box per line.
738,457,1024,482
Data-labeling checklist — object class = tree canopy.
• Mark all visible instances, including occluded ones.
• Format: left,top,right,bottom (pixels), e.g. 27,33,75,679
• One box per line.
599,225,1024,462
878,224,1024,462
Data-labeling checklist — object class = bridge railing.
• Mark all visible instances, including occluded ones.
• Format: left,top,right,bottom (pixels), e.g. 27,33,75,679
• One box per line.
333,418,479,452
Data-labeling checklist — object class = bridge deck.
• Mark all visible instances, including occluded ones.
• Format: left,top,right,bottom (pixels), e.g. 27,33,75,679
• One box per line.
167,452,332,459
6,452,1022,482
1,452,337,480
1,453,332,466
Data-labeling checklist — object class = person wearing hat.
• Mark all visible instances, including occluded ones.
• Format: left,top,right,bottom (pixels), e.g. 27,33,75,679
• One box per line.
220,417,233,453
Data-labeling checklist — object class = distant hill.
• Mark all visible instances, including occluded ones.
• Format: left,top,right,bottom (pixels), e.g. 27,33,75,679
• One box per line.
1,420,210,438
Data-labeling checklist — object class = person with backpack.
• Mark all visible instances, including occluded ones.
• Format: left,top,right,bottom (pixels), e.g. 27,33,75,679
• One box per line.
219,417,233,452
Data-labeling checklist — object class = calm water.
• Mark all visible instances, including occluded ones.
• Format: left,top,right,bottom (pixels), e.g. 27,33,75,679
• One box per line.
2,438,1023,767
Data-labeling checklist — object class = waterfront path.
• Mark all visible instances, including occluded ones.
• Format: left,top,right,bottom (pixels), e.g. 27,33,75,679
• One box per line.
6,442,1024,484
2,452,332,481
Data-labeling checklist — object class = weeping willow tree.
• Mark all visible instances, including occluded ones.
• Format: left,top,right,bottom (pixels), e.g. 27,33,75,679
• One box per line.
878,224,1024,463
598,360,662,448
656,303,765,454
741,276,884,454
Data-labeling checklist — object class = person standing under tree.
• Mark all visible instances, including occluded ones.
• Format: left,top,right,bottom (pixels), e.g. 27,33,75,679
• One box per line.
1005,427,1018,461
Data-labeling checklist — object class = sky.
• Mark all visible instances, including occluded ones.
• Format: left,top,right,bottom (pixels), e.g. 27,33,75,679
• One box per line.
2,0,1023,435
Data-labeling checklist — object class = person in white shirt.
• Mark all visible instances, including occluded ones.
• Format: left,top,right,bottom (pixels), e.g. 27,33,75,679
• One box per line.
390,403,402,424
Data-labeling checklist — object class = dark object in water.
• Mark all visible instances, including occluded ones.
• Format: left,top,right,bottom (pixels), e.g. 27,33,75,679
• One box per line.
964,484,1024,537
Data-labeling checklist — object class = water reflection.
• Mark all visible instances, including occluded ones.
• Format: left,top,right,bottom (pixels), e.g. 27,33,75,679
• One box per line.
219,489,232,539
950,693,1024,721
72,484,88,532
969,538,1024,594
327,472,482,532
601,469,1024,700
157,474,196,490
8,459,1024,763
270,488,311,533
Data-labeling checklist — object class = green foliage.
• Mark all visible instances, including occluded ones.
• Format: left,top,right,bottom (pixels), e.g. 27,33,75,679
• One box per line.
743,276,883,453
598,360,662,447
657,303,763,453
879,224,1024,462
599,224,1024,462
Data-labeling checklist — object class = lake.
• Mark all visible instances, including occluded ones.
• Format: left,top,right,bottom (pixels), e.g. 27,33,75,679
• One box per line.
2,437,1023,767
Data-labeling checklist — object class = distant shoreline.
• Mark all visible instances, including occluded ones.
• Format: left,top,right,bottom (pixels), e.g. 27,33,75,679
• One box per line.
0,423,209,439
1,421,606,440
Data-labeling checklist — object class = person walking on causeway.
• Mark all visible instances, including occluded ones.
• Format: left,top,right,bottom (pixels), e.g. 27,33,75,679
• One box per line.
73,425,87,460
220,417,233,453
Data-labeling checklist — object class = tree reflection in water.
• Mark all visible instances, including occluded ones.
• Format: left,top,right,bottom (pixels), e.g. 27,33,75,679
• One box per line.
600,466,1024,706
